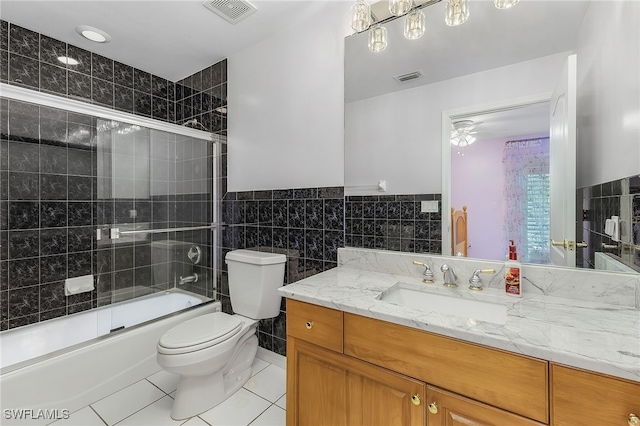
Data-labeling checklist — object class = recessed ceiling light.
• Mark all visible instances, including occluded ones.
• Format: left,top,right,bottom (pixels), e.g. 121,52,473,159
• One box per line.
76,25,111,43
57,56,79,66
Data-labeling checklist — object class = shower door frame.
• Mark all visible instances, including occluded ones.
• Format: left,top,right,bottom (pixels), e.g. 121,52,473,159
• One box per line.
1,82,221,309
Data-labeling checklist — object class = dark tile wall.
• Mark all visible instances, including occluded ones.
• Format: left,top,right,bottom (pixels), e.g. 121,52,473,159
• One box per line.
0,20,227,331
577,175,640,271
0,20,228,134
1,99,100,328
345,194,443,254
219,187,345,356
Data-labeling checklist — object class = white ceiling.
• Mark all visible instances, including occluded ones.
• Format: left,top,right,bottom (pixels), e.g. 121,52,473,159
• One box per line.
0,0,330,82
345,0,591,103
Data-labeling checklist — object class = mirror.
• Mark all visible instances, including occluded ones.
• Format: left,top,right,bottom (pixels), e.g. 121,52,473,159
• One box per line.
344,0,640,273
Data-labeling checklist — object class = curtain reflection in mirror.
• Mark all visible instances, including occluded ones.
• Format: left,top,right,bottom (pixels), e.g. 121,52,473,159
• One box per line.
502,138,550,264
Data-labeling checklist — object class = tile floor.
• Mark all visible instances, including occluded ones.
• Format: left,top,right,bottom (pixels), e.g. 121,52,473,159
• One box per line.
49,355,286,426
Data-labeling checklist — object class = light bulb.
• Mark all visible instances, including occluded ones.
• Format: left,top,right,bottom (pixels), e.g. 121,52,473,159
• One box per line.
494,0,520,9
404,9,426,40
389,0,413,17
351,0,372,33
445,0,469,26
368,24,388,53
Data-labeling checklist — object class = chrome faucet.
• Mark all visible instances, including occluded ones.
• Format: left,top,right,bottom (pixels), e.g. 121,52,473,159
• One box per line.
179,273,199,285
468,269,496,291
440,264,457,288
412,260,434,283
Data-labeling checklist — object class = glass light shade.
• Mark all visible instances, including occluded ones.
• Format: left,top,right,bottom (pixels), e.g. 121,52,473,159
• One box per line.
351,0,372,33
445,0,469,26
494,0,520,9
404,9,426,40
389,0,413,17
368,24,388,52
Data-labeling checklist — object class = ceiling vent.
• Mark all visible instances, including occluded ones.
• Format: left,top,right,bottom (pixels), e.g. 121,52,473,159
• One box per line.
202,0,257,24
394,70,423,83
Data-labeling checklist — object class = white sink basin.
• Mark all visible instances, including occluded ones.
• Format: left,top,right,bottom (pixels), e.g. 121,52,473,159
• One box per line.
376,282,508,325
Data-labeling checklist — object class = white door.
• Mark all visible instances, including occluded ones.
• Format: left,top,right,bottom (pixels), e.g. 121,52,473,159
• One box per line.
549,54,577,267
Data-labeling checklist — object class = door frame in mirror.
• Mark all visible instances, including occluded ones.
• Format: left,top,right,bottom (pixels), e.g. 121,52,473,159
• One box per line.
441,93,553,257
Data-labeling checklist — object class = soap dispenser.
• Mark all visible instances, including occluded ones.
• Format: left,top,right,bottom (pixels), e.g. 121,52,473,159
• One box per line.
505,240,521,297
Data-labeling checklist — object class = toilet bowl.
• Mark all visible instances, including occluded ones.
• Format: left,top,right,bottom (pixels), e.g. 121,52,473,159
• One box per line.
156,249,286,420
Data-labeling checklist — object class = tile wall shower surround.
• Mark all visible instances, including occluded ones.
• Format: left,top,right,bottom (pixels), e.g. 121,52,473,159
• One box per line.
577,175,640,271
345,194,442,254
279,247,640,382
337,247,640,309
219,186,345,356
0,20,227,330
0,20,227,134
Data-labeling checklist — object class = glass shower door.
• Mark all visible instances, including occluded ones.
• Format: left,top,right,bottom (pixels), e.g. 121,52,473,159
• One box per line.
95,119,215,333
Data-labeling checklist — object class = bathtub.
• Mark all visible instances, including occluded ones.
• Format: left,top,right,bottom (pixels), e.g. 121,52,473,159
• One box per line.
0,291,220,426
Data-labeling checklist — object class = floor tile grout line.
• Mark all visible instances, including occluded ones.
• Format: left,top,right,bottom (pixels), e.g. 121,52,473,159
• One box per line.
242,385,285,406
145,377,176,397
247,403,285,426
89,405,109,426
244,403,273,426
108,393,166,426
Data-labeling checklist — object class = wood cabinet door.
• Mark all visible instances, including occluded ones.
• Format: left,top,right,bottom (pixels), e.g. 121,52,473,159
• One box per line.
287,337,425,426
347,350,426,426
426,386,545,426
287,337,349,426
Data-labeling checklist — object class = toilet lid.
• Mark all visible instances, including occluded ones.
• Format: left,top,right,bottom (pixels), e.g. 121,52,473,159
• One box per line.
159,312,243,350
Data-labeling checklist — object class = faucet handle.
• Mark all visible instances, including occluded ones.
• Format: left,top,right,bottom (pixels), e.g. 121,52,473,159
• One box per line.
440,264,457,288
412,261,434,283
468,269,496,291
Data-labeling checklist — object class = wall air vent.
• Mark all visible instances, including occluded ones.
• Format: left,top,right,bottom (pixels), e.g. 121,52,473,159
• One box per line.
394,70,423,83
202,0,257,24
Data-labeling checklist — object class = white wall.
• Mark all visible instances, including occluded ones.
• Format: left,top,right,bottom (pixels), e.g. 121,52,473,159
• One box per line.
345,52,569,195
575,1,640,189
227,2,351,192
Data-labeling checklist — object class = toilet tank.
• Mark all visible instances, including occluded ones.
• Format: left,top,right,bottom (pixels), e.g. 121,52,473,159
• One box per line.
225,250,287,319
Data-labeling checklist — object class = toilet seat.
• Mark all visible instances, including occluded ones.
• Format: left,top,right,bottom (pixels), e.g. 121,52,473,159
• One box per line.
158,313,243,355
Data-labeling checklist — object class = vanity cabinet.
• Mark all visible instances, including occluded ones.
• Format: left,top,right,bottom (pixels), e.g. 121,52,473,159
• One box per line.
286,300,425,426
286,299,639,426
343,312,549,424
550,364,640,426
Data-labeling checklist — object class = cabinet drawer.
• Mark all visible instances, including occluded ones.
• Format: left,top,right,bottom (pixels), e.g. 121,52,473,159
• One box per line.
344,313,548,423
287,299,343,352
551,364,640,426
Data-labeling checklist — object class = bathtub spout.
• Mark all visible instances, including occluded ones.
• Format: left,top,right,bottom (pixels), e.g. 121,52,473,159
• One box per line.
179,273,199,285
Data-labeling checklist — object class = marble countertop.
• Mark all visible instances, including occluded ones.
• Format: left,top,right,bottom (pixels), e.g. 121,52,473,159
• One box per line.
278,265,640,382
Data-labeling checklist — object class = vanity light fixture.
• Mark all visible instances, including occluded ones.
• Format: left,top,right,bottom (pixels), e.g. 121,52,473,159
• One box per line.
369,24,388,52
404,8,426,40
76,25,112,43
351,0,372,32
494,0,520,9
354,0,520,52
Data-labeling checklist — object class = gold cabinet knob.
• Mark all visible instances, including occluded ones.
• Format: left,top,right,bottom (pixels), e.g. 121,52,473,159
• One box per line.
628,413,640,426
428,401,438,414
411,394,421,406
305,321,313,329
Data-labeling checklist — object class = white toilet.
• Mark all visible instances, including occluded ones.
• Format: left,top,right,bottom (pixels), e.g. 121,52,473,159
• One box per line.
156,249,287,420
